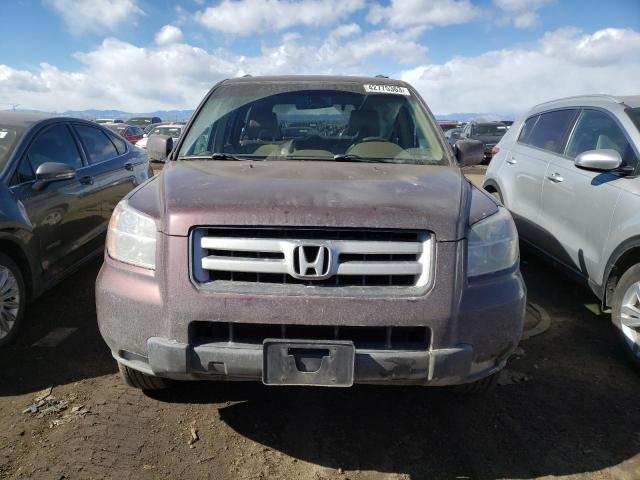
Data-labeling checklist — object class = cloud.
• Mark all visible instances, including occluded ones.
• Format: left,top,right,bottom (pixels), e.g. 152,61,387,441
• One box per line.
0,26,426,111
367,0,481,30
155,25,184,45
45,0,143,34
400,27,640,115
493,0,553,28
195,0,365,35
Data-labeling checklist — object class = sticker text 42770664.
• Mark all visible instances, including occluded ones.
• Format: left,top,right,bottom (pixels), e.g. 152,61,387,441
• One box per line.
363,84,411,96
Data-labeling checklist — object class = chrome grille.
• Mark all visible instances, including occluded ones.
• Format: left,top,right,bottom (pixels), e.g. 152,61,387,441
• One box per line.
192,227,433,295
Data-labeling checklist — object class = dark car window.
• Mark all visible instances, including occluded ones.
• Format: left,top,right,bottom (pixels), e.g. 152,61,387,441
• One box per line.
518,115,539,144
566,109,632,162
107,132,127,155
27,124,83,174
472,123,507,136
524,109,577,154
75,125,119,164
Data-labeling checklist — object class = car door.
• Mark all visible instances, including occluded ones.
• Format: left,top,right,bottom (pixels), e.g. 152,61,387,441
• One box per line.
9,122,103,281
496,114,552,244
71,123,140,218
539,108,635,279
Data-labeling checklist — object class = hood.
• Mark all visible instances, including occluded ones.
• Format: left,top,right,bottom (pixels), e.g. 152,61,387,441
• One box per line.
130,160,470,241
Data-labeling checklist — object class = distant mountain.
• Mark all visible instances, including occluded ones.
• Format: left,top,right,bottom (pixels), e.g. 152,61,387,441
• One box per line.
1,108,194,122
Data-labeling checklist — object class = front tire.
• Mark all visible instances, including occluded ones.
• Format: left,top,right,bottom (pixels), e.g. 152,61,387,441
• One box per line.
118,362,170,390
0,253,26,348
611,264,640,368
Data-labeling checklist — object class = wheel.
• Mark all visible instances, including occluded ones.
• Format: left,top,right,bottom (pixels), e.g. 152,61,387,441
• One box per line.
0,253,26,348
118,362,170,390
611,264,640,368
451,372,498,394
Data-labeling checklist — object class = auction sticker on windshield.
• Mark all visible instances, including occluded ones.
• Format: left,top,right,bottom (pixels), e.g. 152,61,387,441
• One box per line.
364,84,410,96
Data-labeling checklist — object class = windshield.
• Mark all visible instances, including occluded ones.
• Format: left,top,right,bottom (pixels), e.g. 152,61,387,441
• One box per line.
178,83,446,165
473,123,508,136
0,126,24,169
627,107,640,134
152,126,182,138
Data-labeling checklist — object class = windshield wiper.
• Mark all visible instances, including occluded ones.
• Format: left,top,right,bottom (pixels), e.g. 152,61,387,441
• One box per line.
332,154,392,163
178,153,249,161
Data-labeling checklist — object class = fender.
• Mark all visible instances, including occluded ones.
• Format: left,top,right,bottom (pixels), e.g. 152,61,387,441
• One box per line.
600,235,640,308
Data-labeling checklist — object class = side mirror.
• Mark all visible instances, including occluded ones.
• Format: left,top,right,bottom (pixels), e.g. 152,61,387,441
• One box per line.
575,149,622,172
454,139,484,167
147,135,173,162
33,162,76,190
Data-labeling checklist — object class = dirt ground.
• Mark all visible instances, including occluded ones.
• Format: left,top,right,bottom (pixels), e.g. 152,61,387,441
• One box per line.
1,167,639,479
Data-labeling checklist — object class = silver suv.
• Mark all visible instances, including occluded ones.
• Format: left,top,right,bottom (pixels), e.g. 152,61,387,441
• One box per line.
484,94,640,366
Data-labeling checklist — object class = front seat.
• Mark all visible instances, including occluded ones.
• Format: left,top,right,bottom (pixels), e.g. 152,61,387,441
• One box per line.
344,109,381,142
244,108,280,142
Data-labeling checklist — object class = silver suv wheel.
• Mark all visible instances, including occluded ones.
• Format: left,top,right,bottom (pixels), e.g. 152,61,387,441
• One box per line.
620,282,640,355
612,264,640,368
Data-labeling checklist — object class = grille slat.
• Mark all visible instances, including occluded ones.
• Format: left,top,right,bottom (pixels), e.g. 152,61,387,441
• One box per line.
190,321,429,351
193,227,432,294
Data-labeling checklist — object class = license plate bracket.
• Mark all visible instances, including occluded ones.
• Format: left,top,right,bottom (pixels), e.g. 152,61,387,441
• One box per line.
262,339,355,387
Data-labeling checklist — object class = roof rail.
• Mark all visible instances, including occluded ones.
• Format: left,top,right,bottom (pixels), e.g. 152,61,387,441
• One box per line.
534,94,622,108
375,74,389,78
242,74,252,77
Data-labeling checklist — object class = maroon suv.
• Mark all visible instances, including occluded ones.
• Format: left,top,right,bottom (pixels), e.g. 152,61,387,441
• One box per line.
96,76,526,392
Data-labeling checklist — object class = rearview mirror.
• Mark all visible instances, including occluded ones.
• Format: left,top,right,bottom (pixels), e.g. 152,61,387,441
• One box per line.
574,149,622,172
147,135,173,162
33,162,76,190
454,139,484,167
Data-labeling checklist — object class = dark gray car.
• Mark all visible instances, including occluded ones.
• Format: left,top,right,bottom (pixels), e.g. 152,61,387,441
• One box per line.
461,121,509,164
96,76,526,392
0,113,152,346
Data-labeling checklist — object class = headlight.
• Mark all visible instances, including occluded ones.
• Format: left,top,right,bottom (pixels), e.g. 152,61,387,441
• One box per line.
467,207,518,277
106,200,157,269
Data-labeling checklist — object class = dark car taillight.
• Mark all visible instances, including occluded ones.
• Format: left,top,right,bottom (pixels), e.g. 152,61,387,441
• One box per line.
491,146,500,156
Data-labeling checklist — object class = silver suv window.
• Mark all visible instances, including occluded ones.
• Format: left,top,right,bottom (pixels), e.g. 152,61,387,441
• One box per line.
518,109,578,154
566,109,630,159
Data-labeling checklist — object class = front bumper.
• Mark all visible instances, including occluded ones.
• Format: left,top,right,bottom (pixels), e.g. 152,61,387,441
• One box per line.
97,236,526,386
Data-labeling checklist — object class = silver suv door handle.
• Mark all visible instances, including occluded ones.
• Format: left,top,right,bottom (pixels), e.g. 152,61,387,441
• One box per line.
547,172,564,183
506,157,517,165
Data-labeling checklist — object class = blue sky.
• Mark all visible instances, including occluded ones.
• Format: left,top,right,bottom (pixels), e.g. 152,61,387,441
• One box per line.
1,0,639,115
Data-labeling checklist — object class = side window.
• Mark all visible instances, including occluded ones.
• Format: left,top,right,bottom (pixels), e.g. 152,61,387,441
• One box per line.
75,125,119,164
27,124,83,174
13,158,34,184
526,109,578,154
517,115,539,144
107,132,127,155
566,109,631,161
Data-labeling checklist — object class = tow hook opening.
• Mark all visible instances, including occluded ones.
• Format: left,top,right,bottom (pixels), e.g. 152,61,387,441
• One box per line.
289,348,330,372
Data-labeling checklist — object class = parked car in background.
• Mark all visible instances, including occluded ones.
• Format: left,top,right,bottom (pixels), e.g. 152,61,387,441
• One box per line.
483,94,640,367
97,75,525,392
445,127,463,146
105,123,144,144
437,120,460,132
135,123,184,152
0,112,152,346
126,116,162,128
95,118,124,124
500,120,514,129
460,121,509,164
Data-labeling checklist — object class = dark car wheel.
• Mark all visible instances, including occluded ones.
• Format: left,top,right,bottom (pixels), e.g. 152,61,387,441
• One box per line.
118,362,170,390
0,253,26,347
611,263,640,368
